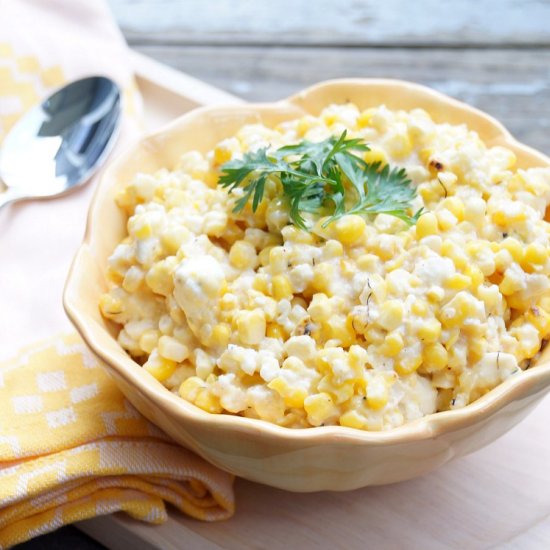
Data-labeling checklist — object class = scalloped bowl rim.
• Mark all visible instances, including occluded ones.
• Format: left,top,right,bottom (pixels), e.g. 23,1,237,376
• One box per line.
64,78,550,447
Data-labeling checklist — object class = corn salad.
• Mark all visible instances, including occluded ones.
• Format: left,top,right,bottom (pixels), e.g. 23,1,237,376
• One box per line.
100,103,550,431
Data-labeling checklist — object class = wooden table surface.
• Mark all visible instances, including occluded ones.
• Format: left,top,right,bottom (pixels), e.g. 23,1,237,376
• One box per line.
17,1,550,548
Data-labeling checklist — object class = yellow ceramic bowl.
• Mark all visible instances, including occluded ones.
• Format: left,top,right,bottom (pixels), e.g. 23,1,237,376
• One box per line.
64,79,550,492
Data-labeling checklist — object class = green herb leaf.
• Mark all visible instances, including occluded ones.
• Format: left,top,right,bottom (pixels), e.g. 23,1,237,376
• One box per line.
218,130,420,230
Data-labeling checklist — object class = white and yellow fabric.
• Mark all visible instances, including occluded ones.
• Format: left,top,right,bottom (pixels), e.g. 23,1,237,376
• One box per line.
0,0,235,547
0,334,234,548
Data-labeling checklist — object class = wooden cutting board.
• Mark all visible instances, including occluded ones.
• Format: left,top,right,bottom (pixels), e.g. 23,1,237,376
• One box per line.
77,52,550,550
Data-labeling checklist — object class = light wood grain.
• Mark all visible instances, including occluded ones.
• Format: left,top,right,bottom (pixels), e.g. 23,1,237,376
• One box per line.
80,395,550,550
133,45,550,154
108,0,550,46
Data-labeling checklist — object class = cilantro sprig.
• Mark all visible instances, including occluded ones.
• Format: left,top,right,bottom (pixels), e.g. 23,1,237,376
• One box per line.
218,130,421,230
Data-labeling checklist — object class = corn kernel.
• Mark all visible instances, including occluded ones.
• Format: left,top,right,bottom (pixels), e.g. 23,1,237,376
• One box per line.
252,274,269,293
323,239,344,258
237,309,266,345
268,377,307,408
210,323,231,348
465,265,484,289
304,392,337,426
229,240,258,270
394,354,423,375
467,339,487,364
139,329,160,354
380,332,404,356
423,343,448,370
416,212,439,239
312,263,335,295
269,246,287,273
213,144,232,165
445,273,471,291
266,323,285,339
411,299,428,316
325,315,355,347
377,300,403,331
366,377,388,410
526,306,550,336
524,243,548,266
158,335,189,362
179,376,205,401
99,294,123,317
418,318,442,343
339,410,366,429
194,389,223,413
333,215,366,245
356,253,379,271
362,145,389,166
441,239,467,270
499,275,522,296
145,260,175,296
271,274,293,300
144,355,177,381
501,237,524,263
308,293,332,322
442,197,464,221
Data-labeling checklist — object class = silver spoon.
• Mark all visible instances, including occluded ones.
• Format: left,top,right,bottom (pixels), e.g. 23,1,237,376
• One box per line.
0,76,121,210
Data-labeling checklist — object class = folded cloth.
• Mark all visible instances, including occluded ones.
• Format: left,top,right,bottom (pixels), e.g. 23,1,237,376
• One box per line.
0,335,234,548
0,0,235,546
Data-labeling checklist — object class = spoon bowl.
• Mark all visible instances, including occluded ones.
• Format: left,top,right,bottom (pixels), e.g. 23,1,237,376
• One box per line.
0,76,121,208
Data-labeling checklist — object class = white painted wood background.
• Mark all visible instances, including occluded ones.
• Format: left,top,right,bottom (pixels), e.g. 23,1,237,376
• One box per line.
108,0,550,154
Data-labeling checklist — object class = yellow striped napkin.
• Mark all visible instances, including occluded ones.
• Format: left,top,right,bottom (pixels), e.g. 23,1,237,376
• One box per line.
0,334,234,548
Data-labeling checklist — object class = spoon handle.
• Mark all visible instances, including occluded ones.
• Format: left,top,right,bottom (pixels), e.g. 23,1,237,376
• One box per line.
0,188,26,210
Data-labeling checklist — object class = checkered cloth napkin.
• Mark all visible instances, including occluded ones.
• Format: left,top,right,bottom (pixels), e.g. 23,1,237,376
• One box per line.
0,1,235,547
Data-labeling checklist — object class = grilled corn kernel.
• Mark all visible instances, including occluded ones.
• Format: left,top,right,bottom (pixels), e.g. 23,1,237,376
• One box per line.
237,309,266,345
229,240,258,270
416,212,439,239
418,318,442,343
423,343,448,370
158,335,189,362
271,274,293,300
304,392,337,426
380,332,404,356
377,300,403,331
333,215,366,245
